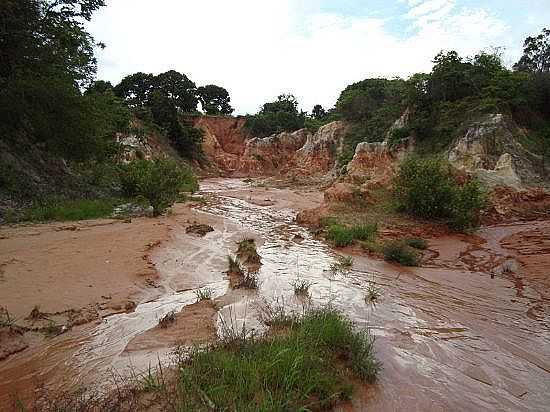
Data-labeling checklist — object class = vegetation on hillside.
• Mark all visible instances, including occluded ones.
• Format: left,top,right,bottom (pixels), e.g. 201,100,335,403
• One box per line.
244,94,306,137
393,156,485,231
333,29,550,167
0,0,236,214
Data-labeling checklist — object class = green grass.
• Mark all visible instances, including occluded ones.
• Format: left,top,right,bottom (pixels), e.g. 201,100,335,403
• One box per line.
382,241,419,267
4,197,124,223
174,308,379,411
326,223,377,247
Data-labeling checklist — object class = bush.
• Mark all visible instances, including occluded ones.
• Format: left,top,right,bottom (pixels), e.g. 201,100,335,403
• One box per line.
405,238,428,250
382,241,419,266
393,156,485,231
118,159,198,216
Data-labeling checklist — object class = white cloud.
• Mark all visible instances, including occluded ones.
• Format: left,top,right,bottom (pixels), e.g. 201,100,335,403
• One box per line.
88,0,513,115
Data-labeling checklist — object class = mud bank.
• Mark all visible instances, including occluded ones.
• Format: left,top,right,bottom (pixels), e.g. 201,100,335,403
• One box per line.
0,179,548,411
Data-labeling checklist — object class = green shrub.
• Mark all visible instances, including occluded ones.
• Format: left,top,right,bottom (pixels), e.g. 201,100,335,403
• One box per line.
448,178,486,230
350,223,378,241
326,222,378,247
405,238,428,250
382,241,419,266
393,156,485,231
326,224,354,247
118,159,198,216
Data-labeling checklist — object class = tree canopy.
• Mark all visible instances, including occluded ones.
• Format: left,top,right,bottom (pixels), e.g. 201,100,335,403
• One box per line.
244,94,306,137
0,0,131,161
514,28,550,73
197,85,234,115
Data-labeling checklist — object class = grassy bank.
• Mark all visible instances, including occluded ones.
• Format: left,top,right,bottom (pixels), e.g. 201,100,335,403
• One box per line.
3,197,126,223
169,308,379,411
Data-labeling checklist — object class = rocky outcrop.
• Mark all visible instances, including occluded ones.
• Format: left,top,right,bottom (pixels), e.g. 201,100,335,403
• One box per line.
448,114,543,188
237,129,311,176
346,137,413,188
190,118,349,178
189,116,248,174
287,121,349,177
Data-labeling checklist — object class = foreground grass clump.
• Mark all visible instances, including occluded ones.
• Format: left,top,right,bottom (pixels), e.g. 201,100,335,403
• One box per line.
4,197,123,223
175,308,379,411
326,223,377,247
393,156,485,232
382,241,419,266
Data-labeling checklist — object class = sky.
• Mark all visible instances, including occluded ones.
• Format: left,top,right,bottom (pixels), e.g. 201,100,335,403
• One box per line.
87,0,550,115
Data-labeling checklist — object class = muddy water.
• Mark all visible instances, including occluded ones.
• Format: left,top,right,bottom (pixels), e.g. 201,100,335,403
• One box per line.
1,178,549,411
201,180,550,411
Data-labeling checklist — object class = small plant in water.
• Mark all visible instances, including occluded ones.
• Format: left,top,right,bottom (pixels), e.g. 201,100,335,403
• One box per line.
330,255,354,275
158,310,176,329
227,255,244,276
240,271,260,289
0,307,16,328
195,287,214,302
365,281,382,308
292,279,313,297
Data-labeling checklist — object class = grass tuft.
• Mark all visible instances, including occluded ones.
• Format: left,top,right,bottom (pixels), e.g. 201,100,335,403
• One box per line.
194,287,214,302
326,223,377,247
291,279,313,297
158,311,176,329
382,241,419,266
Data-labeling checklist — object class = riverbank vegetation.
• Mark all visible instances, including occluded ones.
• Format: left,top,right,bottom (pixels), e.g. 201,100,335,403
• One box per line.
34,308,378,411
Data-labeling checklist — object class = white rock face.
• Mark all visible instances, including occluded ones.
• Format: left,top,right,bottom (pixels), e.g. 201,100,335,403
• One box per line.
448,113,542,188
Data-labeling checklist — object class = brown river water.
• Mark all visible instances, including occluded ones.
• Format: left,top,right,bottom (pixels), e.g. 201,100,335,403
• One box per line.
1,178,549,411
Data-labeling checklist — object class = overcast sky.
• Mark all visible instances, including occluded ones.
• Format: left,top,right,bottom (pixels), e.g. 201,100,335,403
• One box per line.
87,0,550,114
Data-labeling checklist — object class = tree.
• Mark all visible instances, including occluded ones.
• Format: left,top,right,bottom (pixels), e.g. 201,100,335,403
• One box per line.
428,51,472,102
85,80,113,95
244,94,306,137
153,70,198,113
114,72,154,107
0,0,130,162
311,104,326,119
197,85,234,115
0,0,105,88
514,28,550,73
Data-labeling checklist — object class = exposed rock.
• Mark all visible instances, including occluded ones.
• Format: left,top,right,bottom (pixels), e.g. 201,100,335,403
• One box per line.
448,114,544,188
287,121,349,177
483,186,550,224
324,183,358,203
190,116,247,174
237,129,311,176
346,137,413,189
